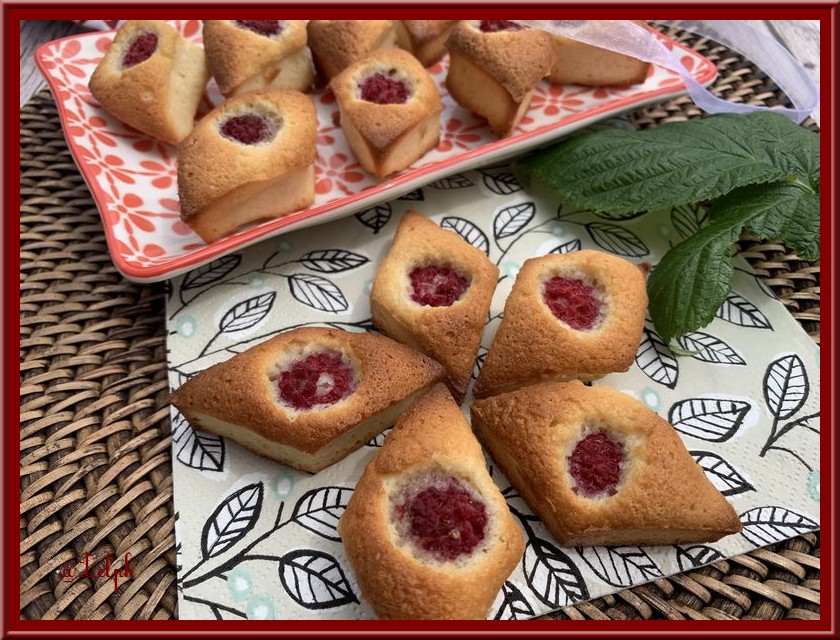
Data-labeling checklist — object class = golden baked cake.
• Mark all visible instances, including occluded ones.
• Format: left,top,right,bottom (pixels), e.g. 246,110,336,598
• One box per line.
330,48,443,179
202,20,314,97
307,20,397,81
445,20,555,137
88,20,209,146
170,327,445,473
177,89,317,243
394,20,458,66
339,384,525,619
548,20,651,86
474,250,648,398
471,381,743,546
370,211,498,401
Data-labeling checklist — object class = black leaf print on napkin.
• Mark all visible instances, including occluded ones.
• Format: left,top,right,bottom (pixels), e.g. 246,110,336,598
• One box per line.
575,546,662,588
690,451,755,497
522,538,588,607
399,188,425,201
668,398,752,442
440,217,490,255
219,292,276,333
592,210,649,221
635,323,679,389
550,239,582,254
182,255,242,290
365,426,392,448
201,483,263,559
327,318,378,334
493,581,535,620
172,412,225,472
472,347,488,381
288,274,348,313
480,167,522,196
494,202,536,241
299,249,369,273
675,545,726,572
355,204,391,233
670,203,708,239
279,549,358,609
585,222,649,257
715,292,772,329
740,506,819,547
764,354,809,420
677,332,746,365
291,487,354,542
429,173,474,189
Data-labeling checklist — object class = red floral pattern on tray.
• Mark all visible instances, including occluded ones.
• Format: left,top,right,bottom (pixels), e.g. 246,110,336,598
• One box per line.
36,22,716,282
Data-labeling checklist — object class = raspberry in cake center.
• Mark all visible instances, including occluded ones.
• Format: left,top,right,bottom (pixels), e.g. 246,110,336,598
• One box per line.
277,351,358,410
220,113,278,145
479,20,524,33
409,265,470,307
122,33,158,68
568,431,625,498
542,276,602,330
234,20,284,37
395,474,488,561
358,72,411,105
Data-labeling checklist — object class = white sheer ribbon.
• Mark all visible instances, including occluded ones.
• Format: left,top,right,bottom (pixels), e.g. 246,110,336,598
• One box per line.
513,20,818,123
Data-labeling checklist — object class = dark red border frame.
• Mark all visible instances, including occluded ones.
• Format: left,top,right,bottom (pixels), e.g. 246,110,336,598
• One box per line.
7,3,837,639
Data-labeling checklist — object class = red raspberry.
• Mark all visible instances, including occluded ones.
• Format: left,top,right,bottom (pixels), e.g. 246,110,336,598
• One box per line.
568,432,625,498
122,33,158,68
219,114,277,145
542,276,602,330
409,265,470,307
277,351,357,410
234,20,283,37
479,20,524,33
395,475,488,561
358,72,410,105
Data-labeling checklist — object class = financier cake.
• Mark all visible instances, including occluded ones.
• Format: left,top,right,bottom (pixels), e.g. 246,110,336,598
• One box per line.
370,211,498,401
202,20,314,97
339,384,525,619
177,89,317,243
169,327,445,473
330,48,443,179
394,20,458,67
471,381,743,546
307,20,398,81
88,20,209,145
445,20,555,137
474,250,648,398
548,19,652,86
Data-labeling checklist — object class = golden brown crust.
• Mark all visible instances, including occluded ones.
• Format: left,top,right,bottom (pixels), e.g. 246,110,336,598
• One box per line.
169,327,445,470
474,250,648,398
396,20,458,66
548,20,651,86
330,48,443,178
202,20,312,95
445,21,555,102
370,211,498,401
177,89,317,221
471,381,743,546
307,20,396,80
88,20,209,145
338,384,525,619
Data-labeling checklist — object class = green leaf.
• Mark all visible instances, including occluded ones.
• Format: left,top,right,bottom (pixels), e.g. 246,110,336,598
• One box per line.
649,181,820,342
648,218,739,344
710,182,820,261
517,112,818,214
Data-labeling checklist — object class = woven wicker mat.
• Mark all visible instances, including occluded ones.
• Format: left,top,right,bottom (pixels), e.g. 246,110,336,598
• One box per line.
20,26,820,621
